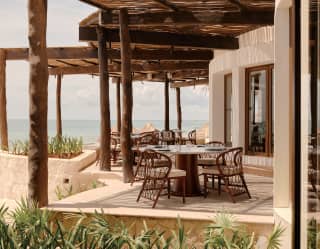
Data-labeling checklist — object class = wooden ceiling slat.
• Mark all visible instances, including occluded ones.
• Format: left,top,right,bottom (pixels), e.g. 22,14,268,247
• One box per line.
49,61,209,75
79,27,239,49
100,10,274,26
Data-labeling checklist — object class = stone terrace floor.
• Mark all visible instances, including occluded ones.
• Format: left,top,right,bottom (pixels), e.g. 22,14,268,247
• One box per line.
49,165,273,218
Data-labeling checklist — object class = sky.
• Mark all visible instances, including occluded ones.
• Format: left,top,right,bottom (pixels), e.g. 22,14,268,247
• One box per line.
0,0,209,121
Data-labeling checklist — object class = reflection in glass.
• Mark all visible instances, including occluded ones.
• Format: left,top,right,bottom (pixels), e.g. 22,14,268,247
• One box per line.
248,70,267,153
305,1,320,248
225,74,232,146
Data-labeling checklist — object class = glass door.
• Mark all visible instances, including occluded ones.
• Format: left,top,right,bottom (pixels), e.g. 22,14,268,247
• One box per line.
300,1,320,248
245,65,274,156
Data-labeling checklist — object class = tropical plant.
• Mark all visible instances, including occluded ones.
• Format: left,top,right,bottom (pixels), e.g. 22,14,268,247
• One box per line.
9,135,83,159
0,200,285,249
55,185,73,200
10,140,29,156
204,213,285,249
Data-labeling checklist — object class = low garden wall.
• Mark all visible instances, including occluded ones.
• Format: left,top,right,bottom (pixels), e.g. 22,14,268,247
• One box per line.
0,150,97,202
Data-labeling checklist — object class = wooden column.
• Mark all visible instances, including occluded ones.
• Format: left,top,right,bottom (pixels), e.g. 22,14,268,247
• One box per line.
120,8,134,183
56,74,62,137
164,76,170,131
176,87,182,130
96,26,111,171
0,49,8,150
28,0,48,207
116,77,121,133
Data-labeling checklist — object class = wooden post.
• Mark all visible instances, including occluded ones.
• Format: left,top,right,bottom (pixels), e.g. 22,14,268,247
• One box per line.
28,0,48,207
164,76,170,131
120,8,134,183
176,87,182,130
116,77,121,133
96,26,111,171
56,74,62,137
0,49,8,151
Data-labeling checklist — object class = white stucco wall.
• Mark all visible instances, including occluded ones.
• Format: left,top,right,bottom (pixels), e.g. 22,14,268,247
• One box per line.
209,27,274,151
0,150,97,202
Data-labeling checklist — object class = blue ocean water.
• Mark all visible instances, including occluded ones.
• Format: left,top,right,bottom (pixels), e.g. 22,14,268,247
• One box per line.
7,119,208,144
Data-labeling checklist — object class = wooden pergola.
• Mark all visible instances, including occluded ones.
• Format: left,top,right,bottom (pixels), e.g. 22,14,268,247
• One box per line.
22,0,274,205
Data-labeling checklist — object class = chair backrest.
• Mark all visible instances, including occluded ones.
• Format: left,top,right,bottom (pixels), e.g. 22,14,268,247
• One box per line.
110,137,119,148
188,129,196,140
142,149,172,180
161,130,175,140
216,147,243,175
138,133,154,146
206,141,224,147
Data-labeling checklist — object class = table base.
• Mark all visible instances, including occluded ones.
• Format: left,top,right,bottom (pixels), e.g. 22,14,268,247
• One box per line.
172,154,202,196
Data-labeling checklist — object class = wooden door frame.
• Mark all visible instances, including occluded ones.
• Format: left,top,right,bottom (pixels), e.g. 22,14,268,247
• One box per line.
245,64,274,156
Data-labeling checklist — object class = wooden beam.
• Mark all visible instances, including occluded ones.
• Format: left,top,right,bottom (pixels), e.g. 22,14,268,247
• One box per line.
116,77,121,133
79,27,239,49
227,0,248,11
170,79,208,88
129,48,213,61
164,76,170,131
97,26,111,171
5,47,98,60
56,74,62,137
0,49,8,150
5,47,213,61
176,87,182,131
48,61,208,75
111,69,209,83
78,0,109,10
28,0,49,207
120,9,134,183
152,0,180,11
100,10,274,26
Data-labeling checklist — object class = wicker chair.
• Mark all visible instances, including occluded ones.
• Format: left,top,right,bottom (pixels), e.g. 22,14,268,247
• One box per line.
308,149,320,198
198,141,225,167
188,129,197,144
201,147,251,203
160,130,176,145
136,149,186,208
96,136,120,166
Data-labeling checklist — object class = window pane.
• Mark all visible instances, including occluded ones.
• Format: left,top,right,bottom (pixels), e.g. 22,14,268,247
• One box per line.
248,70,267,153
305,1,320,247
225,74,232,146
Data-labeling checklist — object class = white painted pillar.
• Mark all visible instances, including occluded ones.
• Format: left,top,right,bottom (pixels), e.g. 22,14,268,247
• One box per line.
231,67,245,148
209,73,225,142
273,6,293,208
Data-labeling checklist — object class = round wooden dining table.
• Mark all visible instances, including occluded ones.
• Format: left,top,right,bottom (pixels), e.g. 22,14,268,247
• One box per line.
147,145,227,196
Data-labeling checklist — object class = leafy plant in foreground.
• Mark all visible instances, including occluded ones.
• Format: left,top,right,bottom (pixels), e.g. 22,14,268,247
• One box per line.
0,200,285,249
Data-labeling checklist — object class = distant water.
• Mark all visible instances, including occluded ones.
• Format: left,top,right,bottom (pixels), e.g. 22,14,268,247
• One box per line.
7,119,208,144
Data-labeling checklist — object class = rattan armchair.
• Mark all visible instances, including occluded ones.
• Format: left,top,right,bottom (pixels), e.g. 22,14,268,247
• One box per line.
201,147,251,203
136,149,186,208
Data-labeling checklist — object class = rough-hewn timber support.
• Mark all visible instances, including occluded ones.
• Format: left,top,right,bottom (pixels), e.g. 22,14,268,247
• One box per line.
97,26,111,171
164,76,170,131
176,87,182,130
28,0,49,207
56,74,62,137
120,9,134,183
0,49,8,150
116,77,121,133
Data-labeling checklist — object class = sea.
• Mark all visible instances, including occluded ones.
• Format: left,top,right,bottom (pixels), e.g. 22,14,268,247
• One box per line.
7,119,208,145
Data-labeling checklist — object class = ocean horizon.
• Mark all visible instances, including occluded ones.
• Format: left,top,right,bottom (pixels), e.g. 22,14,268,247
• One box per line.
7,119,208,144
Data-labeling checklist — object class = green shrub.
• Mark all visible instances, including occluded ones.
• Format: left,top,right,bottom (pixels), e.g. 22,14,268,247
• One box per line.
9,135,83,159
308,218,320,249
0,200,284,249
